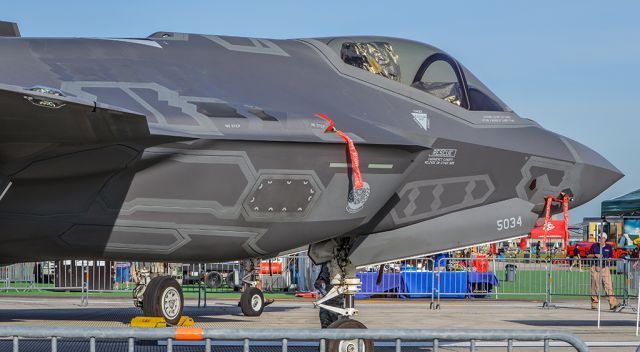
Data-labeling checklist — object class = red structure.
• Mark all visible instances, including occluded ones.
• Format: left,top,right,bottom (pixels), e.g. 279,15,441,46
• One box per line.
529,193,570,253
530,220,568,240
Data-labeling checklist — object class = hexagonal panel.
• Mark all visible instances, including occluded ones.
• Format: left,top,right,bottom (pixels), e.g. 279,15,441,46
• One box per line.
243,174,320,219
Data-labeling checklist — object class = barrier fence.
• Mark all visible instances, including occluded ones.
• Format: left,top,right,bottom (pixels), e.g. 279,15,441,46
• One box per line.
548,257,640,310
0,326,590,352
4,255,640,335
3,255,640,309
435,257,549,304
1,260,111,294
0,258,299,294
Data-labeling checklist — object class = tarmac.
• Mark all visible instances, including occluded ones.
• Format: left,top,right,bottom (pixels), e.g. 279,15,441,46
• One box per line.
0,296,639,351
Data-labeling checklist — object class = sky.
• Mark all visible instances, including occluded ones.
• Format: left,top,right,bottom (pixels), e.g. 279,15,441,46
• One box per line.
3,1,639,223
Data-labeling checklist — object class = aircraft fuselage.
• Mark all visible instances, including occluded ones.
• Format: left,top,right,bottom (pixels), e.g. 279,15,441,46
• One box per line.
0,33,622,265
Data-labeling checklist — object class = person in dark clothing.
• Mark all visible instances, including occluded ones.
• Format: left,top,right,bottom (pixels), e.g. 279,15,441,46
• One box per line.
569,245,582,272
314,263,344,328
587,234,619,310
534,241,542,260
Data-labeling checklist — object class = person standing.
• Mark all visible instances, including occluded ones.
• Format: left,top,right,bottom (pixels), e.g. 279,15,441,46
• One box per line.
314,263,343,328
114,261,131,290
588,234,619,310
569,245,582,272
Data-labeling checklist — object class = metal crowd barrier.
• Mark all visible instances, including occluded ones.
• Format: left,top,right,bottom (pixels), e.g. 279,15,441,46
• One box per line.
1,262,37,292
548,257,640,310
0,326,589,352
434,257,549,306
187,255,302,296
1,261,115,294
4,255,640,309
0,258,296,294
182,261,241,294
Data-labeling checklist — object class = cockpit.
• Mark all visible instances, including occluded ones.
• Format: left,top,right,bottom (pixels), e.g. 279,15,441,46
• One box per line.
320,36,511,112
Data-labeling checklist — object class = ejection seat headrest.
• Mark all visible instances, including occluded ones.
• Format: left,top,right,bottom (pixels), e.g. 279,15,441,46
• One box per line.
340,42,401,82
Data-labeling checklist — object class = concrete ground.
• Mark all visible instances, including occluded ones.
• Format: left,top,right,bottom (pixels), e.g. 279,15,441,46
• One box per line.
0,296,639,351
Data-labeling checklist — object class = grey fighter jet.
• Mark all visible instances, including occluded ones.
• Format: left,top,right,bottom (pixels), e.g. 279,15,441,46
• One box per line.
0,21,622,326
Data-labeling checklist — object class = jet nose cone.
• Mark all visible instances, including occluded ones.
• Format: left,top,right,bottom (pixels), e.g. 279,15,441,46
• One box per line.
564,138,624,207
575,164,624,207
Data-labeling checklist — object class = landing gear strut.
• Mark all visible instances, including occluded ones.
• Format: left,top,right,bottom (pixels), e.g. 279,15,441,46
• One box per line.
311,240,373,352
238,259,272,316
313,259,360,318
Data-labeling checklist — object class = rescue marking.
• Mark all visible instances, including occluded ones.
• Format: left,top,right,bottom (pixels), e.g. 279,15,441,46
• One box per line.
481,115,515,124
425,149,457,166
411,110,430,131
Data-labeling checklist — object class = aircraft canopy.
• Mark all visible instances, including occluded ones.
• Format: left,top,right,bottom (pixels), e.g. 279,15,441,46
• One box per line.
320,36,512,112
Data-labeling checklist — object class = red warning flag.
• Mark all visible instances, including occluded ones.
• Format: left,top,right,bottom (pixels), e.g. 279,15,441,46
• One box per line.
314,113,364,189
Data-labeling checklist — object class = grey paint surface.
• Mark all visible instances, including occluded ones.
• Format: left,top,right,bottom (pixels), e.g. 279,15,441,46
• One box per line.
0,27,623,265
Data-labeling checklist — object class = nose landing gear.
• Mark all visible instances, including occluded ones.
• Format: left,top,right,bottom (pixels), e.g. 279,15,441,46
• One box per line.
311,240,373,352
238,259,272,316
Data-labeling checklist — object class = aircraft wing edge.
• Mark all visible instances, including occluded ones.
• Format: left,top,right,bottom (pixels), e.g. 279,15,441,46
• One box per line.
0,83,150,143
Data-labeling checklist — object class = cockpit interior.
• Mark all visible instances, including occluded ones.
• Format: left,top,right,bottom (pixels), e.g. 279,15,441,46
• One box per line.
321,36,512,112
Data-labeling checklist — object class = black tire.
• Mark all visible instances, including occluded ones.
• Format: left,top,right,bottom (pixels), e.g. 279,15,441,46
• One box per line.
205,271,223,289
327,318,374,352
141,276,162,317
142,276,184,325
226,271,239,289
240,287,264,316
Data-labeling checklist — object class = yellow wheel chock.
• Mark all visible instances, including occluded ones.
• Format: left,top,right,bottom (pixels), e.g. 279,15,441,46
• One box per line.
130,316,195,328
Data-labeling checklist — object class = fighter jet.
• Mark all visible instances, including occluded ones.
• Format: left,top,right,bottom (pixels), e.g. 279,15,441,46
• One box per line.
0,21,622,327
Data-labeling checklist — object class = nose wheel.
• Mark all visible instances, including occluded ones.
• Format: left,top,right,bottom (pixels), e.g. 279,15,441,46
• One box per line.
240,286,265,316
139,276,184,325
327,318,374,352
237,258,273,316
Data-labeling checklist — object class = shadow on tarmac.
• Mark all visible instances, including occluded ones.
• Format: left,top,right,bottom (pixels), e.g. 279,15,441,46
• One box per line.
0,303,296,324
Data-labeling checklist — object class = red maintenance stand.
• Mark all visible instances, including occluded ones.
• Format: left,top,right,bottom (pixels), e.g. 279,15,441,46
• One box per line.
541,193,571,255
